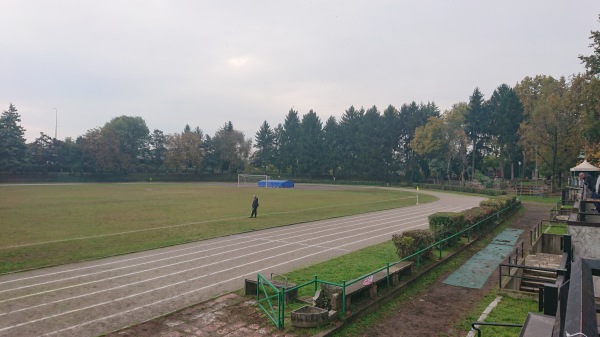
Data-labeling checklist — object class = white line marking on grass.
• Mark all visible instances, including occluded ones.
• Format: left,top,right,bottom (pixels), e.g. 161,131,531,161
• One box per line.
466,296,502,337
0,204,443,302
0,204,463,326
1,197,420,249
0,203,441,289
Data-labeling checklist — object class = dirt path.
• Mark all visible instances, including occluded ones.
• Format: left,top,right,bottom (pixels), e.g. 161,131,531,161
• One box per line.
106,201,551,337
364,201,551,337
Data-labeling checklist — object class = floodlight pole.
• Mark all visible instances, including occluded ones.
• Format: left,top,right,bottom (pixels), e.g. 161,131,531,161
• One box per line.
53,108,58,140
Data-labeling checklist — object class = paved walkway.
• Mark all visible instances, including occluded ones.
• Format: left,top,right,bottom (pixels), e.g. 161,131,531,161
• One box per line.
104,293,293,337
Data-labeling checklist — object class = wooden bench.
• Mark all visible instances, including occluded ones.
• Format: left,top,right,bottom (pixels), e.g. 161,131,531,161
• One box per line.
343,261,413,310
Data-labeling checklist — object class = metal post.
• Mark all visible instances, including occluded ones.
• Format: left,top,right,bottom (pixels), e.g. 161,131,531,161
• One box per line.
530,230,533,247
386,263,391,289
256,274,260,301
521,241,524,260
280,287,285,329
342,280,346,316
499,265,502,289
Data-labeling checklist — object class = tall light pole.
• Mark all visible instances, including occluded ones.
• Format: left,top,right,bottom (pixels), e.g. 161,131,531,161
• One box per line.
535,144,538,180
53,108,58,140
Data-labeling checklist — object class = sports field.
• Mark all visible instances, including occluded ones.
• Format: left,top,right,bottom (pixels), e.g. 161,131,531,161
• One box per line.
0,183,434,274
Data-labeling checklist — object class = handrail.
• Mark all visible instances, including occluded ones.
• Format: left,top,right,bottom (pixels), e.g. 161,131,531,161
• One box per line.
500,263,561,273
258,200,521,323
470,322,522,337
498,262,566,289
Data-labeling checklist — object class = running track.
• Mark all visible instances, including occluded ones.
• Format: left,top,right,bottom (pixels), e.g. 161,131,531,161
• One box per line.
0,189,484,337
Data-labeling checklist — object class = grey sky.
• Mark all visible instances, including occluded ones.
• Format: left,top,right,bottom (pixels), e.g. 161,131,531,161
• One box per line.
1,1,598,143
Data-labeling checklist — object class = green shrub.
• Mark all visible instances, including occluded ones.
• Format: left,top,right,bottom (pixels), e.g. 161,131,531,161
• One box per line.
462,206,492,231
392,229,434,261
480,195,517,212
428,212,464,248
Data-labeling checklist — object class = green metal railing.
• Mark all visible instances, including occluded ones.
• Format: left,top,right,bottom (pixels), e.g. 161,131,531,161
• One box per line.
256,274,285,329
257,201,520,329
470,321,522,337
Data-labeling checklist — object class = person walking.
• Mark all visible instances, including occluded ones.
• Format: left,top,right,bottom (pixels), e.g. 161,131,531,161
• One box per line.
250,195,259,218
580,172,596,199
593,175,600,212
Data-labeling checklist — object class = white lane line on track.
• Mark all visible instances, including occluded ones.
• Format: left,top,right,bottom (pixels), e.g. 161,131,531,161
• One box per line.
0,237,292,305
0,205,466,329
254,240,351,252
37,214,442,337
0,206,445,312
0,235,250,286
0,203,446,299
0,203,443,292
2,196,418,249
0,200,435,287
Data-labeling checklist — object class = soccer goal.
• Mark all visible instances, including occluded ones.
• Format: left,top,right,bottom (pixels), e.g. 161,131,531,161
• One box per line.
238,174,271,187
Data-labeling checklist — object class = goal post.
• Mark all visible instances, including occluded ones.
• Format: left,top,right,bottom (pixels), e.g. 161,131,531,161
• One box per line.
237,174,271,187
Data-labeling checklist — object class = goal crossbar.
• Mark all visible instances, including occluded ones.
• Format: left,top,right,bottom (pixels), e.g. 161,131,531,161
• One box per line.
238,174,271,187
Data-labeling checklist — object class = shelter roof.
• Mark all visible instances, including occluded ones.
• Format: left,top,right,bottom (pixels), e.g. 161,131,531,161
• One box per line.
570,160,600,172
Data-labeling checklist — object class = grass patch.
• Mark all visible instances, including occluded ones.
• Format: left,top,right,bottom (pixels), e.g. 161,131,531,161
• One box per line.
543,222,568,235
322,213,517,337
0,183,434,274
261,214,511,336
515,195,560,205
459,291,537,337
283,241,400,297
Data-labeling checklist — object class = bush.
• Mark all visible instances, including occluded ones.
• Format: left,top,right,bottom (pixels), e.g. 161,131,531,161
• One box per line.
462,206,492,232
479,195,516,212
428,212,464,248
392,229,434,261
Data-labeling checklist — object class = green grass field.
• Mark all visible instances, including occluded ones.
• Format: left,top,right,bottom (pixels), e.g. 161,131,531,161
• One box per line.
0,183,435,274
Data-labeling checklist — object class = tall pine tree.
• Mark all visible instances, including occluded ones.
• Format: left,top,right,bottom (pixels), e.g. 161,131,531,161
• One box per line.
0,104,28,171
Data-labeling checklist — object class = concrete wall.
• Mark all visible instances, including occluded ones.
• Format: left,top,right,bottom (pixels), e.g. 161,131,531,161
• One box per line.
530,234,563,255
568,225,600,296
568,226,600,260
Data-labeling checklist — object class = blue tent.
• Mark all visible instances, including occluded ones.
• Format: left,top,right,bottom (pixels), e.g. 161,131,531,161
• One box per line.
258,180,295,188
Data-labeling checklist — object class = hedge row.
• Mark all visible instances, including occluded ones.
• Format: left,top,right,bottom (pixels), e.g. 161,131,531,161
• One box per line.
393,195,520,260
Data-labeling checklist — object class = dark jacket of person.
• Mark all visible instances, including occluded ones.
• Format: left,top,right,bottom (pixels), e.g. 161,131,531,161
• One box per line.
584,174,596,192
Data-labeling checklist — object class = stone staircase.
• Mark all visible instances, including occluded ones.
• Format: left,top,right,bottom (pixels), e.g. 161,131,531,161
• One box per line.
519,253,562,293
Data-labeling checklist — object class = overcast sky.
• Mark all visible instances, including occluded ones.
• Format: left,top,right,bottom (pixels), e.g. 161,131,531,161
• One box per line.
1,1,598,143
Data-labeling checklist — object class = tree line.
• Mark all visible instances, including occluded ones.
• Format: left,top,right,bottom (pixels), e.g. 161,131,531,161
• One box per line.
2,19,600,186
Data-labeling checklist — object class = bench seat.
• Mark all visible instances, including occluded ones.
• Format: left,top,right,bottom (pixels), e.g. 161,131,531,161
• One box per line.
344,261,413,310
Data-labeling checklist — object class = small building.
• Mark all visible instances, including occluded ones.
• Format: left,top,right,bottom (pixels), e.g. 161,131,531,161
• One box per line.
258,180,294,188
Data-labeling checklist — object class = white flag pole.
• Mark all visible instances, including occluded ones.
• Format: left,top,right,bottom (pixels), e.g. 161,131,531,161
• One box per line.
416,186,419,205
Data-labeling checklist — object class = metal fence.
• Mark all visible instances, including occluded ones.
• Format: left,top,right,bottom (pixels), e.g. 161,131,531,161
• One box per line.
256,201,521,329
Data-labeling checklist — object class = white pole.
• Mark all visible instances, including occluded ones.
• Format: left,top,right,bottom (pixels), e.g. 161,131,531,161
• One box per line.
416,186,419,205
53,107,58,140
